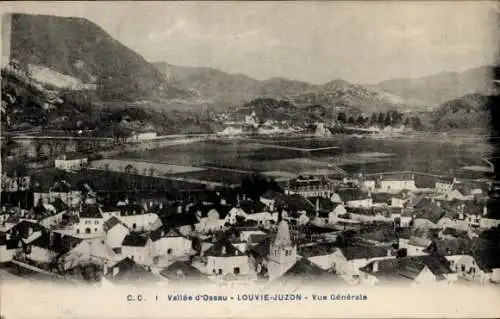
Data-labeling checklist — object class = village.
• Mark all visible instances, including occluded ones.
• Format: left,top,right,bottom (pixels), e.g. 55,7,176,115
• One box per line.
1,153,500,288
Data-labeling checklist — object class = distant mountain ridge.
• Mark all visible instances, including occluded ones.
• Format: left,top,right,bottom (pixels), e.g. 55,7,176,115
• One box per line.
6,13,193,102
373,66,495,105
153,62,425,113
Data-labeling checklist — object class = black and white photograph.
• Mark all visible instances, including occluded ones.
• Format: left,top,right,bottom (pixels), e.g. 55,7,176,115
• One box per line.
0,1,499,318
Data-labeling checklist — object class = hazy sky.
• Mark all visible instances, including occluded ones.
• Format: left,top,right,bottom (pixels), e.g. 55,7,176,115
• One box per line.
1,1,498,84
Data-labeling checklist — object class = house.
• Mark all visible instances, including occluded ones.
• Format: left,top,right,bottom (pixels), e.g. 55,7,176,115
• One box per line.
8,222,89,267
76,204,104,237
359,255,455,286
328,204,347,225
412,198,445,226
284,176,335,198
239,201,278,227
376,172,417,192
398,234,432,257
118,203,160,232
103,217,130,250
298,243,338,270
0,231,19,262
336,188,372,208
260,190,283,211
480,200,500,229
224,206,247,225
103,257,161,285
121,233,154,265
271,256,343,287
331,244,395,278
435,177,456,193
127,131,157,141
362,179,376,191
150,227,193,261
194,206,227,233
203,239,249,276
34,180,82,207
391,191,411,208
446,247,500,284
1,173,31,191
54,153,88,171
159,261,209,284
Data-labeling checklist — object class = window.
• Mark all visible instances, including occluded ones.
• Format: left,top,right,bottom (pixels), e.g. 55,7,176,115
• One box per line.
85,228,91,234
76,229,80,234
234,267,240,275
461,265,466,272
212,269,216,274
218,269,222,275
132,223,137,230
95,228,98,232
95,220,99,225
167,248,173,255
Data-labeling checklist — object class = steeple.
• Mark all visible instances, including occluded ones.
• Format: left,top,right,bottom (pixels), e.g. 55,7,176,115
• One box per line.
273,220,292,247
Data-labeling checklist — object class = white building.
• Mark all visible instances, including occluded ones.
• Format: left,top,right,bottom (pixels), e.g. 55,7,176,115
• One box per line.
75,204,104,237
204,240,249,276
151,228,192,259
103,217,130,249
54,154,88,171
121,233,154,266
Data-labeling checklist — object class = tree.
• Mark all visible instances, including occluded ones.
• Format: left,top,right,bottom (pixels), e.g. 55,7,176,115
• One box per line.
377,112,385,126
384,112,392,127
403,117,410,127
337,112,346,123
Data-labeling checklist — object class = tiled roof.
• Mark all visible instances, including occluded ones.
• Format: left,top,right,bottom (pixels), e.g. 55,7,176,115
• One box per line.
204,239,244,257
159,261,207,281
31,232,83,255
261,190,284,200
105,258,157,283
122,233,149,247
150,227,185,241
275,194,315,213
360,255,452,282
298,243,337,258
273,257,344,287
103,217,129,233
79,204,103,219
424,238,473,256
340,244,391,260
336,188,370,203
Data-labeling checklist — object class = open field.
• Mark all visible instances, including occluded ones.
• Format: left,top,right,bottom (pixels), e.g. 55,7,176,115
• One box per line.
108,134,492,184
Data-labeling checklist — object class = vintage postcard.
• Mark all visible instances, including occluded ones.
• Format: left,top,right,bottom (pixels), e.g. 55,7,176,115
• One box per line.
0,1,499,318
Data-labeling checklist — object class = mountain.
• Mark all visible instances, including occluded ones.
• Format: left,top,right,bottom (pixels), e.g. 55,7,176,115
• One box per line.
6,13,192,102
288,79,426,113
154,62,422,113
153,62,260,104
431,91,499,131
374,66,496,106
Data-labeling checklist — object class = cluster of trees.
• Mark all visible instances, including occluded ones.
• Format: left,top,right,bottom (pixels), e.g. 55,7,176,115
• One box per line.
336,110,423,130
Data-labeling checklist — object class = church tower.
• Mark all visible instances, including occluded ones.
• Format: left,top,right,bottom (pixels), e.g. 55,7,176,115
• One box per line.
267,220,297,281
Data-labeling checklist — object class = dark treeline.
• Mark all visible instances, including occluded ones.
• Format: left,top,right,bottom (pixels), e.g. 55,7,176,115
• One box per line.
336,110,423,130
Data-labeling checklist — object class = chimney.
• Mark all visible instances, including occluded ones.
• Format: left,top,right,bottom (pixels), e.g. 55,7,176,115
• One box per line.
142,202,148,213
316,198,319,213
373,261,379,273
221,246,226,255
177,204,182,214
113,266,119,277
159,202,163,210
436,201,441,207
483,205,488,216
49,232,54,246
103,264,109,275
387,248,392,257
